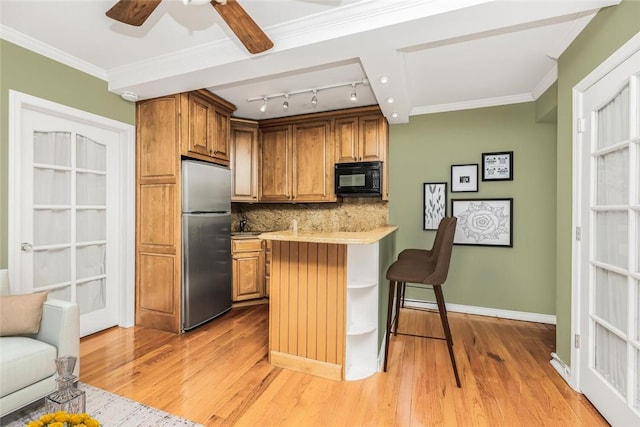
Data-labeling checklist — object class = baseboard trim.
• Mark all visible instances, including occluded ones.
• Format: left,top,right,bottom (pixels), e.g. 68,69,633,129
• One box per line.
403,299,556,325
550,352,578,391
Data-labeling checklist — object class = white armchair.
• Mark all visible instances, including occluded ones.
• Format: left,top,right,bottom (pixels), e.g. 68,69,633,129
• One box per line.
0,269,80,418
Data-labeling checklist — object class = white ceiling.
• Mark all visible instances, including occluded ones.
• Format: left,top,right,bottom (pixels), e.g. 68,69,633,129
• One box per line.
0,0,621,123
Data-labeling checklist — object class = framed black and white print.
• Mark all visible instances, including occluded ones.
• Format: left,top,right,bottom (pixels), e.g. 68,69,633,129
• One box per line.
450,164,478,192
423,182,447,230
451,198,513,247
482,151,513,181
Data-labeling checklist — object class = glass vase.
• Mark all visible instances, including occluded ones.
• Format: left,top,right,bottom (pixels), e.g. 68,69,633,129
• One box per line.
45,355,86,414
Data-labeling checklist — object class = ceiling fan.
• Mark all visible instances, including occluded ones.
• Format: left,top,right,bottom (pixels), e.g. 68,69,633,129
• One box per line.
105,0,274,54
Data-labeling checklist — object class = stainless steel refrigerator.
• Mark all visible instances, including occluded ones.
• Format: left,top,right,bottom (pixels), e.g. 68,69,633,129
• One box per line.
181,159,232,331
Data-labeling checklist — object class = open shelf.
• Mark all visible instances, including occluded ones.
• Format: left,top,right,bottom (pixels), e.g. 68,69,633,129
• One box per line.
347,279,376,289
347,322,376,336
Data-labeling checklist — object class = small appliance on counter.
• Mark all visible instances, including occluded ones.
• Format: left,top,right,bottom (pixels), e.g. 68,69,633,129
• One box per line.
181,159,232,331
335,161,382,197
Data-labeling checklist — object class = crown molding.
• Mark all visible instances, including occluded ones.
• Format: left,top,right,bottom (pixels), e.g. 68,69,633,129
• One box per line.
0,25,107,81
411,93,535,116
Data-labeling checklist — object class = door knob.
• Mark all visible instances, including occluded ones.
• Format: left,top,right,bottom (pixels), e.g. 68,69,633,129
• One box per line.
21,242,33,252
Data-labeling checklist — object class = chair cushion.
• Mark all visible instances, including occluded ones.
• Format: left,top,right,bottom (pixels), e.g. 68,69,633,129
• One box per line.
0,291,48,336
0,336,56,397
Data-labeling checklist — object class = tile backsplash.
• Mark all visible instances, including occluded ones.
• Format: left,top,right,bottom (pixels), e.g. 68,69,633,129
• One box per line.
232,198,389,233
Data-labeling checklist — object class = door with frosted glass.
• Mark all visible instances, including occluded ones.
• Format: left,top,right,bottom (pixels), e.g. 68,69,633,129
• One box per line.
18,108,120,337
579,49,640,425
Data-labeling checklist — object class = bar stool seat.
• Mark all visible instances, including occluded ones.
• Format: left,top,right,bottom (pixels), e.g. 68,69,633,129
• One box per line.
383,216,461,388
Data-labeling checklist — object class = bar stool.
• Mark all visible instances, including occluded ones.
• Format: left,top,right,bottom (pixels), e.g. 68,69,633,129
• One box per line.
383,216,461,387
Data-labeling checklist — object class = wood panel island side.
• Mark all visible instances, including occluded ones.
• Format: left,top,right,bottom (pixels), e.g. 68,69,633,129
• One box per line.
259,226,398,381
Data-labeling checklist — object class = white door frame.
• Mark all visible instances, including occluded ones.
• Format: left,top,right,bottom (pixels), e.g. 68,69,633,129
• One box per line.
569,33,640,391
8,90,135,329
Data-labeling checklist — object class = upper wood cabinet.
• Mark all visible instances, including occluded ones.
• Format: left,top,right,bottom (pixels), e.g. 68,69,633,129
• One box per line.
181,90,235,166
260,125,292,202
292,120,334,202
259,120,335,203
335,114,387,163
230,119,259,202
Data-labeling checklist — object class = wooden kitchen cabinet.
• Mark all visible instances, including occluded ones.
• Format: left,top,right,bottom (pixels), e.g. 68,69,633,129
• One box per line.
232,239,265,301
230,118,259,202
335,114,387,163
181,89,235,166
259,125,291,201
135,95,182,333
135,90,236,333
259,120,335,202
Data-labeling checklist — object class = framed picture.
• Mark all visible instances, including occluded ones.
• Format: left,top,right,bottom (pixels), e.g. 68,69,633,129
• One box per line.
423,182,447,230
482,151,513,181
450,164,478,192
451,198,513,247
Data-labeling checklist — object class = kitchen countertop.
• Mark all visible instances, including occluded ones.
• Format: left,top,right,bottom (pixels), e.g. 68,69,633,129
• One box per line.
231,232,265,240
258,225,398,245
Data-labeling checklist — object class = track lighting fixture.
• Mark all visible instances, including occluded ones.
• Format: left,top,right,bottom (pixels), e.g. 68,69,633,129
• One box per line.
349,84,357,102
247,77,369,113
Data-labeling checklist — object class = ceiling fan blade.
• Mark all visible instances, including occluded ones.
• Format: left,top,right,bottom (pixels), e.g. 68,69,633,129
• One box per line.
211,0,274,54
106,0,162,27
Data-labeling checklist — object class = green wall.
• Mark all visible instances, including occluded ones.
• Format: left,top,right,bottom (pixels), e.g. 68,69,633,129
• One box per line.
0,40,135,268
555,0,640,364
388,102,557,314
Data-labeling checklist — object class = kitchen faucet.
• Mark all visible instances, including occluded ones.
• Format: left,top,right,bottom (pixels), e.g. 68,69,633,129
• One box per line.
239,214,248,232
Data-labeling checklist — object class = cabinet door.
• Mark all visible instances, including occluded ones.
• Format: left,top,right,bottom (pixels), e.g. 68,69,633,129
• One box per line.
185,92,212,158
231,120,259,202
212,108,230,163
260,125,291,201
359,115,385,162
292,120,335,202
232,251,265,301
335,117,359,163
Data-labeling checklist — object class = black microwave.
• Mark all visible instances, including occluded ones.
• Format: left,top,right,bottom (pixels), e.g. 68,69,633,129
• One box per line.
335,161,382,197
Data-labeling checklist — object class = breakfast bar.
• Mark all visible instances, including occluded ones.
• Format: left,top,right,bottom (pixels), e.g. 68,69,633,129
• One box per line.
259,226,397,381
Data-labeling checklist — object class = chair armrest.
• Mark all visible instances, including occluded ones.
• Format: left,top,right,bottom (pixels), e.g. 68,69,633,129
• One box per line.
33,299,80,377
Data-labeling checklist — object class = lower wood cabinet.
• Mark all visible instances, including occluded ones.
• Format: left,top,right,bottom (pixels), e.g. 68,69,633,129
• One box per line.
232,238,265,301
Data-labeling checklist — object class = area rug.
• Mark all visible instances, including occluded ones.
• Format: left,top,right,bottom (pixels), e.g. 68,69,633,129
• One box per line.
3,383,205,427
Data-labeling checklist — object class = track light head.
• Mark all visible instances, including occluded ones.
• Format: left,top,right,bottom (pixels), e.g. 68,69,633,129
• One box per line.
259,97,268,113
311,90,318,107
350,84,357,102
282,94,289,110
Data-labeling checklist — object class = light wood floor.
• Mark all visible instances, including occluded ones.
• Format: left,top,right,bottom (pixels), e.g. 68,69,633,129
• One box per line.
80,304,608,426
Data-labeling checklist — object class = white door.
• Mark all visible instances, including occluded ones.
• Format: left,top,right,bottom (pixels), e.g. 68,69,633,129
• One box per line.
9,91,135,337
578,48,640,425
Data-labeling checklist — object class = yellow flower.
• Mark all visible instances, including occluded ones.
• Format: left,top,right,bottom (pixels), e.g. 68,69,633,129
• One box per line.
49,422,64,427
69,414,83,424
39,413,55,423
54,411,69,422
84,419,100,427
26,421,44,427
